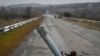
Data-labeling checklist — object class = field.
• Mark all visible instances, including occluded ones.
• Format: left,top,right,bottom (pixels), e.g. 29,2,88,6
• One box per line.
63,17,100,30
0,18,25,28
0,17,43,56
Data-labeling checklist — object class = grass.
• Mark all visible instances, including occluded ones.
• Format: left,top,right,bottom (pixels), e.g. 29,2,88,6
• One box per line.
63,17,100,30
0,17,43,56
0,18,25,27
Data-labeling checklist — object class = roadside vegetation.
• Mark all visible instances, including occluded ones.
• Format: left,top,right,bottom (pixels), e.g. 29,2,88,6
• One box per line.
0,6,43,56
0,18,24,27
0,6,42,27
57,6,100,30
0,17,43,56
63,17,100,30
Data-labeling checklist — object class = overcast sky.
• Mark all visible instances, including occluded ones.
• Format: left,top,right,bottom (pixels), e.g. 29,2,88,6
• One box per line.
0,0,100,6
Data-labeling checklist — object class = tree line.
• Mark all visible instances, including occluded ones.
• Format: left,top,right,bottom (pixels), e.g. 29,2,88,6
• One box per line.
0,6,42,19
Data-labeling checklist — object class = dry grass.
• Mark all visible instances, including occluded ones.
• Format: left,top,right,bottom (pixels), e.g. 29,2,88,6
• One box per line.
0,17,43,56
0,18,25,27
63,17,100,30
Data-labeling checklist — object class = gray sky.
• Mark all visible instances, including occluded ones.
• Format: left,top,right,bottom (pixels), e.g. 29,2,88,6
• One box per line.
0,0,100,6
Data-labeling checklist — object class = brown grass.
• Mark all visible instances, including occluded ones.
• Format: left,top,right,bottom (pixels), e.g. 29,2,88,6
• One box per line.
0,18,25,27
0,17,43,56
63,17,100,30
